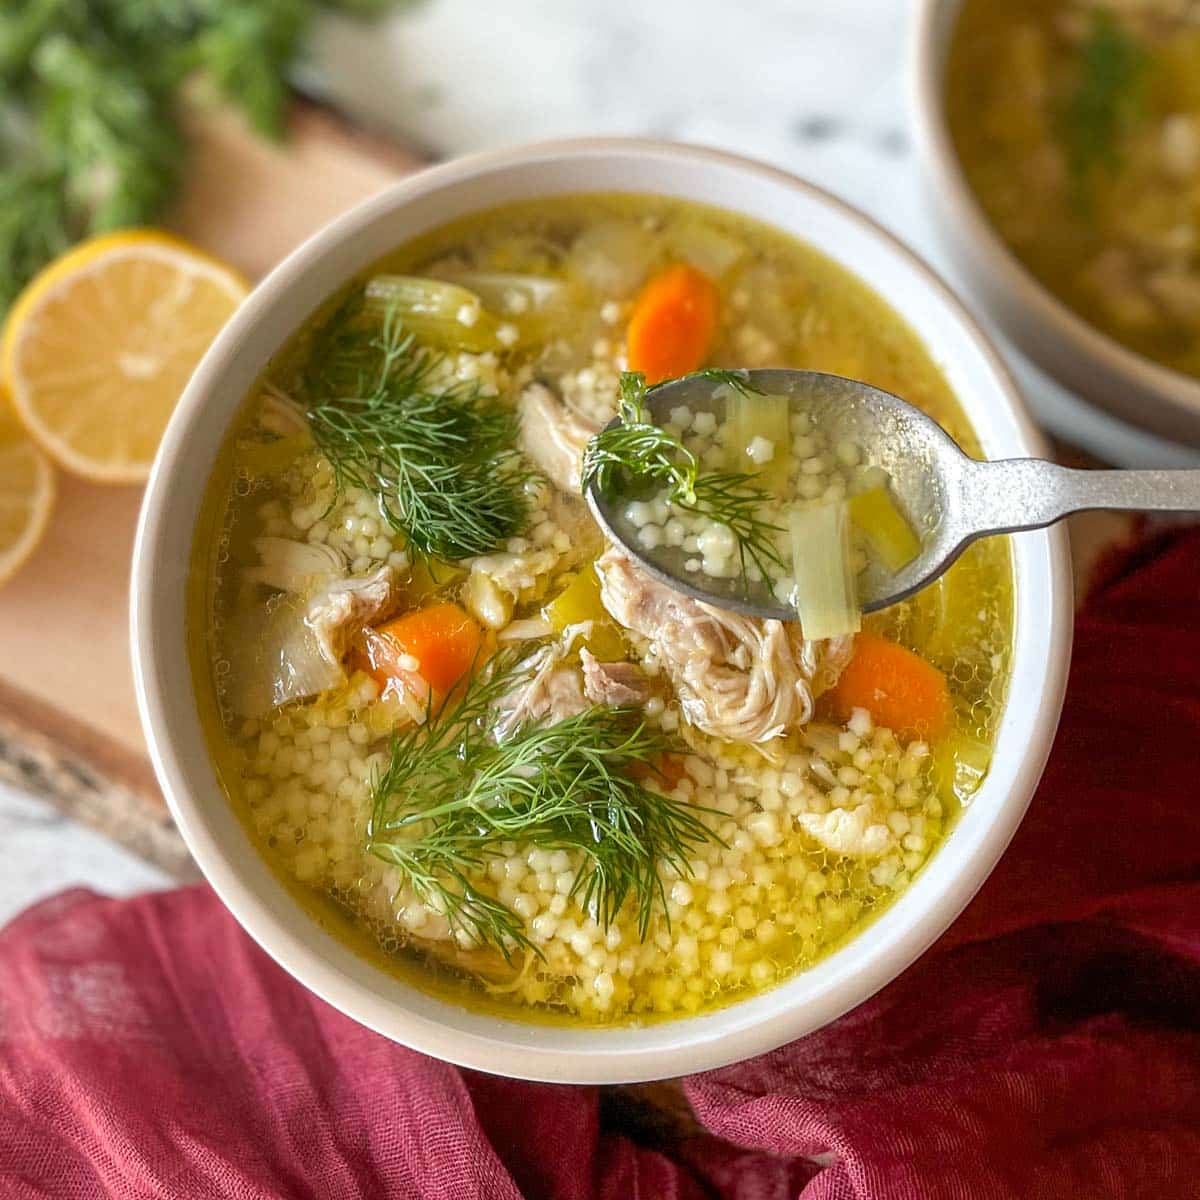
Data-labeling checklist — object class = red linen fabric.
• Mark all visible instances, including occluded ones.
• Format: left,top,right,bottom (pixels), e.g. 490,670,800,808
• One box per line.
3,529,1200,1199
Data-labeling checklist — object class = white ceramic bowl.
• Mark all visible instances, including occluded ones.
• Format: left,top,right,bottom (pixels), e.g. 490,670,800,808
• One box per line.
910,0,1200,448
132,138,1072,1084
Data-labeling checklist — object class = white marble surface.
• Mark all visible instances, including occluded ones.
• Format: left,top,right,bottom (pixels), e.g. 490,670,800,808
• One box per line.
2,0,1194,927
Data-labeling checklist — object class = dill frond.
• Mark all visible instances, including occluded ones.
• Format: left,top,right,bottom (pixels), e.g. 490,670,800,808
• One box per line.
305,304,531,561
366,651,721,959
580,370,786,582
1060,10,1147,195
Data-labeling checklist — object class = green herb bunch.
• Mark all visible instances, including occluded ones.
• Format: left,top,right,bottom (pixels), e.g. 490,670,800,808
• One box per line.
367,650,719,959
581,370,786,583
305,300,531,560
0,0,405,313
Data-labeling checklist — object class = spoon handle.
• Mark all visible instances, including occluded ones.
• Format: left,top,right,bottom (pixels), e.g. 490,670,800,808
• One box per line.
961,460,1200,534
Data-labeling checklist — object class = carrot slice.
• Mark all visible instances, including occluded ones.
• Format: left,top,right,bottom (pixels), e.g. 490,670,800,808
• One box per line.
826,632,952,741
625,263,719,384
357,602,485,696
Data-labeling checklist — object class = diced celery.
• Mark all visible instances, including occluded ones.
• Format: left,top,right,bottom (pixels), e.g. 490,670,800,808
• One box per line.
401,558,466,605
725,390,791,490
849,485,921,571
543,562,626,659
932,734,992,806
364,275,501,352
789,502,862,641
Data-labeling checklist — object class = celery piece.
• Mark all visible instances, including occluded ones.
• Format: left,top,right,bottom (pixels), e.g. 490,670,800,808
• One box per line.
726,390,791,490
789,502,862,641
849,485,921,572
543,562,626,659
401,558,466,606
933,734,993,805
432,270,568,313
364,275,501,352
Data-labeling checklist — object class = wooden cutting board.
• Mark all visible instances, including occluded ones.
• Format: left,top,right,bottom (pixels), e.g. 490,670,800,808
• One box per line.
0,102,423,871
0,103,1137,876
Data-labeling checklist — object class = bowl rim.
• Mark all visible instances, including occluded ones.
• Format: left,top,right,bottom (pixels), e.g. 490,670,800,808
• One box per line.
909,0,1200,431
132,136,1073,1083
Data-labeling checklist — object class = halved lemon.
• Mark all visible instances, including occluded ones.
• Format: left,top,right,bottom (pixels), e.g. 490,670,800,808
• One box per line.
0,389,55,586
2,230,248,483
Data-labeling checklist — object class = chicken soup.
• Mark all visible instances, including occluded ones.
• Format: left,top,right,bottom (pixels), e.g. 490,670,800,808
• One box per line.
191,194,1013,1023
947,0,1200,379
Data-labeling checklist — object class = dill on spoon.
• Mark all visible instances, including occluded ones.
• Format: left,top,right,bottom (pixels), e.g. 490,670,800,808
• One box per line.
305,301,531,561
580,370,786,583
366,650,721,960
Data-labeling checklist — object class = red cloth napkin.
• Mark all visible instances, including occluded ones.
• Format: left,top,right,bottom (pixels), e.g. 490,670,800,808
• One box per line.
4,529,1200,1199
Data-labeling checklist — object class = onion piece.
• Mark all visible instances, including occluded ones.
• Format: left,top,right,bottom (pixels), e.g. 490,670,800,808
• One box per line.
223,599,344,719
565,220,659,297
663,217,747,278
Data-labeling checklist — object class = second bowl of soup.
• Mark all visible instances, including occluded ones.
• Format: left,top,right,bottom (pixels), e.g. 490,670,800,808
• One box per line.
912,0,1200,446
133,140,1071,1081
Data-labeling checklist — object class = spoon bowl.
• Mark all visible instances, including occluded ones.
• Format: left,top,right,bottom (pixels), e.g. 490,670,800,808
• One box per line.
585,368,1200,620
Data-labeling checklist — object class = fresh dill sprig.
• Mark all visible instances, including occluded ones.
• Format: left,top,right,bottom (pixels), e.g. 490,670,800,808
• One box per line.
367,650,720,960
1060,9,1147,196
305,303,531,560
580,370,786,582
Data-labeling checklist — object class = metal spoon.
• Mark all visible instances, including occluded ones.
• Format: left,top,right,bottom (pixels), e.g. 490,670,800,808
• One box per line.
585,368,1200,621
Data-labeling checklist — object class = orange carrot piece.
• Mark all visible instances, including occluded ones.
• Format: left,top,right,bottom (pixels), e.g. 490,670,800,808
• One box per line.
625,263,719,384
827,632,952,741
358,602,484,696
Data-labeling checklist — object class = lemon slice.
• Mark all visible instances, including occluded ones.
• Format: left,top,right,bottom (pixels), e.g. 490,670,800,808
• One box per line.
0,390,55,586
2,231,248,483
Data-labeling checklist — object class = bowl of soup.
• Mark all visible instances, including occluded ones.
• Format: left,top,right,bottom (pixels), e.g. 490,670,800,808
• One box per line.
911,0,1200,446
132,139,1071,1082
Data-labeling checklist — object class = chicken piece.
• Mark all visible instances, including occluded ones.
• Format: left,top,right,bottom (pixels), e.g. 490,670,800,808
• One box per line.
580,647,650,708
493,642,590,740
247,537,346,594
518,382,599,493
595,549,852,743
305,565,395,669
795,806,892,859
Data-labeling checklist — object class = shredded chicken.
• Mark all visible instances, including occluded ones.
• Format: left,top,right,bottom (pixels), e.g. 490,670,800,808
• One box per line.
247,537,346,594
305,565,395,669
580,647,650,707
518,382,599,493
595,549,852,743
494,642,589,740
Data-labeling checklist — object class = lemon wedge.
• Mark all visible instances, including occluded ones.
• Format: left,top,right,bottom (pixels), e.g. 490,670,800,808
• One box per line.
2,230,248,483
0,389,55,586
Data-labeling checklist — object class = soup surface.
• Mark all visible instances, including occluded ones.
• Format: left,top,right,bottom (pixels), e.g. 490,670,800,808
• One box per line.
947,0,1200,379
192,194,1012,1024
